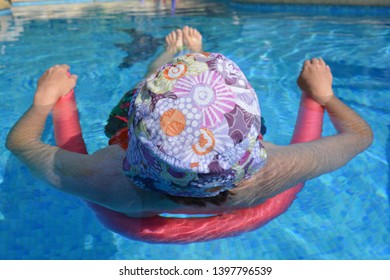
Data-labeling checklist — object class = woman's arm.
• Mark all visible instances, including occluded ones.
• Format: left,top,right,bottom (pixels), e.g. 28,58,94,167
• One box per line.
232,58,373,207
297,58,373,153
5,65,103,199
6,65,153,214
5,65,87,186
5,65,172,216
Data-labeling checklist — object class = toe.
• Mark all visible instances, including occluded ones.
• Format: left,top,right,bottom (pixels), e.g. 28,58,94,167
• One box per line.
310,58,318,64
176,29,183,39
303,60,311,68
182,26,190,43
183,26,189,35
166,31,174,42
190,27,195,37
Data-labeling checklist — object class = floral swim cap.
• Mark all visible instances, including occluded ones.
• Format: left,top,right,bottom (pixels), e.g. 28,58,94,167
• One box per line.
123,53,267,197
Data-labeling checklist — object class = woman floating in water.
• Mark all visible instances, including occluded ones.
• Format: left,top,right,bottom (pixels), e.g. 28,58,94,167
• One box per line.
6,27,372,225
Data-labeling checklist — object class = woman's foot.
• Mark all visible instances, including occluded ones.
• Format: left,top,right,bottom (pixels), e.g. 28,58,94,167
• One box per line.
183,26,202,53
165,29,184,54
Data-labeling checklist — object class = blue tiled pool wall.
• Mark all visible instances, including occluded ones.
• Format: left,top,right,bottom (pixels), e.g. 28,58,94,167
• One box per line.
228,0,390,15
4,0,390,13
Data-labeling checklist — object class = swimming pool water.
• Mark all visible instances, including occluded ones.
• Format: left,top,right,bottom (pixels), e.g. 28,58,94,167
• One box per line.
0,0,389,260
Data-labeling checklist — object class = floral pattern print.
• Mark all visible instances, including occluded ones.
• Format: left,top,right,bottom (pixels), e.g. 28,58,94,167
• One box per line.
146,55,208,94
122,53,267,198
173,70,236,128
205,53,248,88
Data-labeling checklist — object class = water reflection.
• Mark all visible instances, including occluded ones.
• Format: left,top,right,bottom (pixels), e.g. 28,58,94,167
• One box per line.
0,14,24,42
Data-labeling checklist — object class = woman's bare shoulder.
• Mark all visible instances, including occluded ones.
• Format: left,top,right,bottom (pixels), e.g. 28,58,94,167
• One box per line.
231,140,329,207
91,144,125,160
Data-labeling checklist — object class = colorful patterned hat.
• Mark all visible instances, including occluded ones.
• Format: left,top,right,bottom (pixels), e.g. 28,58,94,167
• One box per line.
123,53,267,197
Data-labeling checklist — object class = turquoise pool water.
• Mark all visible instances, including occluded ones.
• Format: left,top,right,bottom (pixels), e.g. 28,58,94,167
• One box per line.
0,0,389,259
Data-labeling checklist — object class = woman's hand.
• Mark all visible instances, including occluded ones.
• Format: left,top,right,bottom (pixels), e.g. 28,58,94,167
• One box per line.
34,64,78,109
297,58,334,106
